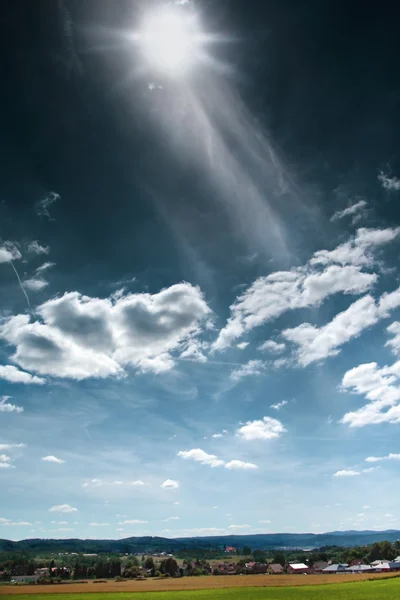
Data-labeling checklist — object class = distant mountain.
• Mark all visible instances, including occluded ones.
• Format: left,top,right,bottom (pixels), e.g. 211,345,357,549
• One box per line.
1,530,400,554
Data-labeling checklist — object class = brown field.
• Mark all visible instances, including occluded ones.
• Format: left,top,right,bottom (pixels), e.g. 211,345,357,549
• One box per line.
2,572,398,594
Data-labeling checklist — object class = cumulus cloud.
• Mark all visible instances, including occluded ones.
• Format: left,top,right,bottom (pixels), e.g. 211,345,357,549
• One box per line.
258,340,286,354
236,416,286,441
177,448,258,470
0,284,211,379
0,397,24,413
178,448,225,467
378,172,400,191
333,469,360,477
0,242,21,263
42,455,65,464
237,342,249,350
161,479,180,489
330,200,368,223
0,454,13,469
27,241,49,255
230,360,265,381
119,519,148,525
340,360,400,427
49,504,78,513
283,287,400,366
163,516,180,522
365,453,400,463
23,278,49,292
385,322,400,355
224,460,258,470
0,365,45,385
213,228,400,351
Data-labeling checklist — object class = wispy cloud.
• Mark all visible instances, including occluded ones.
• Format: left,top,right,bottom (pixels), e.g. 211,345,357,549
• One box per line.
27,241,49,255
378,171,400,191
258,340,286,354
333,469,360,477
178,448,258,470
230,360,265,381
271,400,288,410
0,454,14,469
0,443,25,451
35,192,60,220
35,262,55,275
330,200,368,223
23,278,48,292
224,460,258,470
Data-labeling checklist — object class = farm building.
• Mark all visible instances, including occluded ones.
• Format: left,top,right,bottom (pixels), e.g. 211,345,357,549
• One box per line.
345,564,375,573
322,564,348,573
287,563,309,574
267,563,284,574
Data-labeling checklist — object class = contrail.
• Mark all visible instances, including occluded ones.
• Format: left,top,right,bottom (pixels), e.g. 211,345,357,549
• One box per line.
9,260,33,314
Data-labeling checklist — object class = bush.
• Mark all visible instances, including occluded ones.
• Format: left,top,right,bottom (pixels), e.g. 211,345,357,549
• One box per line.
93,580,108,584
154,571,161,578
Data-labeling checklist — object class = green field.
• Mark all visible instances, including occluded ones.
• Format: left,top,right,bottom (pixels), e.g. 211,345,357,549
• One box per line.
3,579,400,600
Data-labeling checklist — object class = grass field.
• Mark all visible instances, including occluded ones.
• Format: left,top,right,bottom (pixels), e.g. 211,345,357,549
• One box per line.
1,575,400,599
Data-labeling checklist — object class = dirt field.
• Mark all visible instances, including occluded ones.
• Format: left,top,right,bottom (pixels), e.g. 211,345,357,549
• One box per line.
2,572,397,594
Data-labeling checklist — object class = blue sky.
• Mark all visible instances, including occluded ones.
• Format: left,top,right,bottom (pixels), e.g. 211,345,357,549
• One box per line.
1,0,400,541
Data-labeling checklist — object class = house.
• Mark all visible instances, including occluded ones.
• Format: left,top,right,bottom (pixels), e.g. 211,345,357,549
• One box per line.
287,563,309,574
348,559,365,567
225,546,237,554
372,561,392,571
34,568,49,577
217,563,237,575
322,564,348,573
311,561,328,573
345,564,375,573
267,563,284,574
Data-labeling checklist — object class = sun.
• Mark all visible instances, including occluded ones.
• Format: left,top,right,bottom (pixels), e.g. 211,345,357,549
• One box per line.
139,8,203,75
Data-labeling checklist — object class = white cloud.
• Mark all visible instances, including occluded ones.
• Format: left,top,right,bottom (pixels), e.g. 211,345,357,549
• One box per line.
4,521,32,526
131,480,145,486
259,519,271,524
119,519,149,525
82,478,145,488
35,191,60,220
35,262,55,275
0,243,21,263
51,521,68,525
213,231,386,352
0,365,45,385
0,284,211,380
333,469,360,477
340,359,400,427
224,460,258,470
0,454,13,469
49,504,78,513
163,516,180,522
89,522,109,527
386,322,400,355
365,453,400,463
258,340,286,354
23,278,48,292
283,287,400,366
230,360,265,381
228,524,251,529
363,466,380,473
271,400,288,410
0,397,24,413
27,241,49,255
0,443,25,450
330,200,368,223
42,455,65,464
161,479,180,489
178,449,225,468
212,433,223,438
310,227,400,268
236,416,286,441
378,172,400,191
237,342,249,350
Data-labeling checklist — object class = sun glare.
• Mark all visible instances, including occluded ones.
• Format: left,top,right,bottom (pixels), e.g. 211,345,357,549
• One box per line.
139,9,202,74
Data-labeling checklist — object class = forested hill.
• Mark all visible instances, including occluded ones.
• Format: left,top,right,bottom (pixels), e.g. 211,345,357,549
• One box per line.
1,530,400,553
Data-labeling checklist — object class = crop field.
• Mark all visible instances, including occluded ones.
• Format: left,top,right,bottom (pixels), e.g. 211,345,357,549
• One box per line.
1,574,400,599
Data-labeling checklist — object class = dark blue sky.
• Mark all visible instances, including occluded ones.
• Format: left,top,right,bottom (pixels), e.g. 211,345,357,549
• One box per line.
1,0,400,539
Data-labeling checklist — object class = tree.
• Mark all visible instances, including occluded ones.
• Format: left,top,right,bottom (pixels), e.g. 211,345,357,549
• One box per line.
273,553,286,567
368,543,382,562
253,550,266,563
242,546,252,556
160,557,179,577
144,557,155,573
